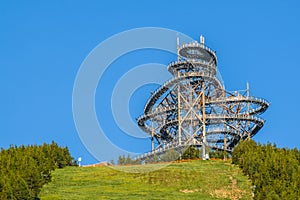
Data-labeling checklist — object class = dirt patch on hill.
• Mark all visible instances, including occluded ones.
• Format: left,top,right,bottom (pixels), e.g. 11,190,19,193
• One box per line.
210,175,246,200
180,189,201,193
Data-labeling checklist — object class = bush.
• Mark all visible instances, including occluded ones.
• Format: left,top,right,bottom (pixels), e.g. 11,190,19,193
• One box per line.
0,141,75,199
232,140,300,200
209,150,228,159
181,146,200,160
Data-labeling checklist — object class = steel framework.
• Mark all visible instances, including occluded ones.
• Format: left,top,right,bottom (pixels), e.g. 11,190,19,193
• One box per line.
137,36,269,160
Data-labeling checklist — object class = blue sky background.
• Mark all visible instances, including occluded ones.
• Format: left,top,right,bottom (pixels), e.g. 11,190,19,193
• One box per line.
1,0,299,164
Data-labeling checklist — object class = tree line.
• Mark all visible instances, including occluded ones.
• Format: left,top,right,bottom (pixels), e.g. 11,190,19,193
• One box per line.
232,139,300,200
0,141,75,199
117,146,228,165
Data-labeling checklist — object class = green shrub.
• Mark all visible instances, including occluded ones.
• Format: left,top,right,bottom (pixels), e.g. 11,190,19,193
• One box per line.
0,141,75,199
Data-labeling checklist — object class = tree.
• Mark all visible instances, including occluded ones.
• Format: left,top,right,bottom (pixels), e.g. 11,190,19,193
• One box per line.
110,159,115,165
232,139,300,200
181,146,200,160
0,142,75,199
161,149,180,162
118,155,125,165
125,154,132,165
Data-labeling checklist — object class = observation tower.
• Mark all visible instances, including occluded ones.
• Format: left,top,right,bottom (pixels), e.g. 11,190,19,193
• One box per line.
137,36,269,159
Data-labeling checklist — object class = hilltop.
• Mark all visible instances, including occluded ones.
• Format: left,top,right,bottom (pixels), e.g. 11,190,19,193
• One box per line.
39,160,252,199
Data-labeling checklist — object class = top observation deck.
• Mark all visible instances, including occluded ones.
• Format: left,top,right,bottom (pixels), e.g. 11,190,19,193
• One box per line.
178,35,217,66
168,36,218,77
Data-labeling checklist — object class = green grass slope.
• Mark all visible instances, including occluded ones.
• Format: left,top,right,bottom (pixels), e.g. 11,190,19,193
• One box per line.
39,160,252,200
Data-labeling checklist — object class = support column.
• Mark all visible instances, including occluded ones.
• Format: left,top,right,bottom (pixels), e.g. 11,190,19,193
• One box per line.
202,81,207,160
151,120,154,152
224,136,227,151
177,71,181,145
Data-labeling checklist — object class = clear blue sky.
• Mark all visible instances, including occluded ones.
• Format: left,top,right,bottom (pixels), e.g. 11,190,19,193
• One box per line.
1,0,299,164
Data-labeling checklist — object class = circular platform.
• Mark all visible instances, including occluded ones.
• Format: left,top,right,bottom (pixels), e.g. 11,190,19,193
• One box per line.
179,44,217,65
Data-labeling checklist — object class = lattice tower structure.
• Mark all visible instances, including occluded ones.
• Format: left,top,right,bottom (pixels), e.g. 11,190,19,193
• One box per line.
137,36,269,159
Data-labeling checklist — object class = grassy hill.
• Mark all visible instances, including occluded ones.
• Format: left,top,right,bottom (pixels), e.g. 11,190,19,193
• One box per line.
39,160,252,200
